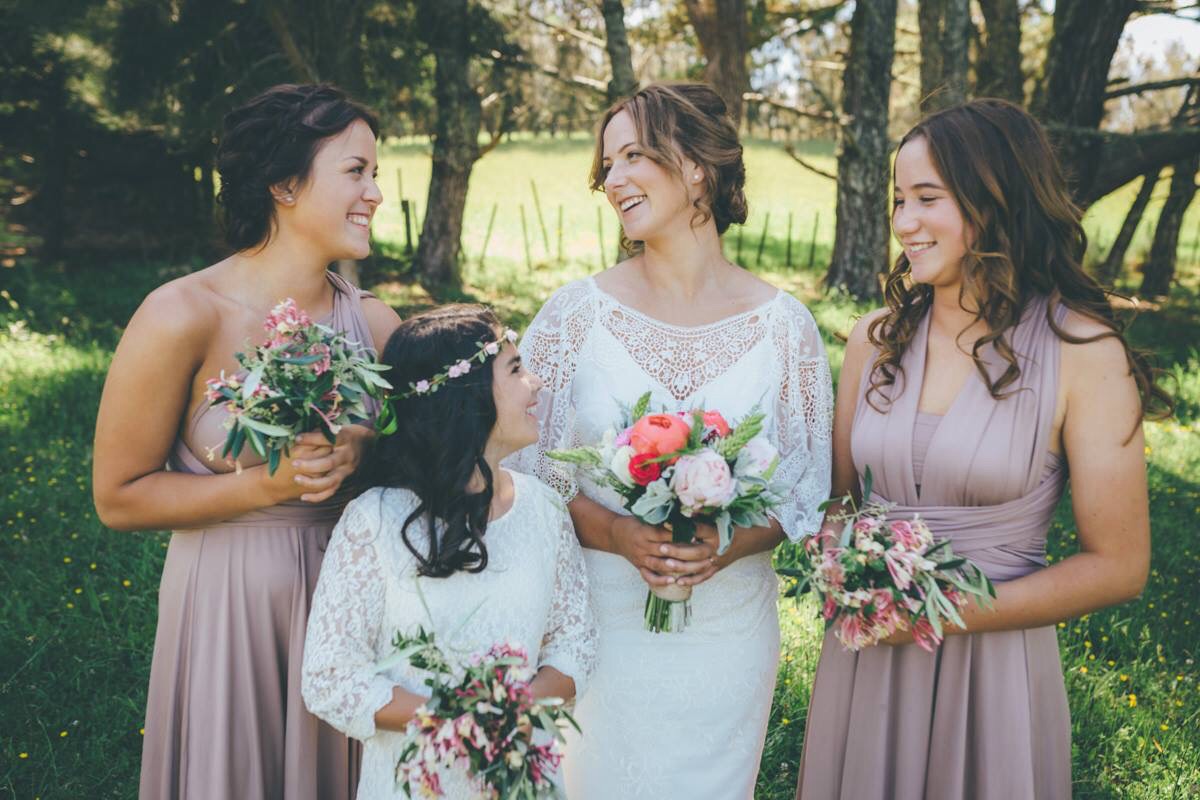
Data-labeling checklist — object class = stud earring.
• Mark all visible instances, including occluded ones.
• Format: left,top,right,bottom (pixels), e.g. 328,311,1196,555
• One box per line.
693,173,701,182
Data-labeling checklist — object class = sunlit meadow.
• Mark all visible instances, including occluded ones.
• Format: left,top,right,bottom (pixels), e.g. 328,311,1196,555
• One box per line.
2,137,1197,798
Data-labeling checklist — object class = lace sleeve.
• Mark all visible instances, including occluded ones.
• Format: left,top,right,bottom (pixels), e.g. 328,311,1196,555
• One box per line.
507,281,595,502
769,298,834,540
301,492,397,741
537,495,598,698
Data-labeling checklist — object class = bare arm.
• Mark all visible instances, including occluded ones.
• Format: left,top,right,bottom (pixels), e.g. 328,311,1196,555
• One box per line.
92,285,334,530
372,686,429,731
530,666,575,701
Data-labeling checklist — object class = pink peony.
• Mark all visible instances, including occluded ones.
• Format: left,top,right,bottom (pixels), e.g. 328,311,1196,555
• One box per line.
484,341,500,356
670,450,738,514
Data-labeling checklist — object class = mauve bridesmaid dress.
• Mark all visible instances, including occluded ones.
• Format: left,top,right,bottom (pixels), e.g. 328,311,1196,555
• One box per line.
798,294,1073,800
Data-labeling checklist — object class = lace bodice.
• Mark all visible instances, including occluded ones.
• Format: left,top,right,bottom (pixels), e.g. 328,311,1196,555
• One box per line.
301,471,597,799
511,276,833,540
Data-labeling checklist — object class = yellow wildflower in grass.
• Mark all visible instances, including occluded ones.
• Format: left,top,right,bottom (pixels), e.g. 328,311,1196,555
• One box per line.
59,731,67,738
782,718,791,726
89,563,96,570
1108,660,1116,666
73,588,81,594
122,579,131,587
19,752,28,759
62,557,71,564
1079,666,1088,674
1128,694,1138,708
1120,674,1129,681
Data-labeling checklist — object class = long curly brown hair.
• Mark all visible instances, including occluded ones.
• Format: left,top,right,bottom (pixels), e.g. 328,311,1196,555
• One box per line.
866,98,1171,420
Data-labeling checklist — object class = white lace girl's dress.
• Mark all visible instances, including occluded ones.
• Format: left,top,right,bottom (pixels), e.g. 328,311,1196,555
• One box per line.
301,470,598,800
510,277,833,799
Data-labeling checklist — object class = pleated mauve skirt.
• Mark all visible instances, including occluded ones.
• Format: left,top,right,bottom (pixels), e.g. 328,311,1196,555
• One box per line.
139,524,358,800
797,626,1072,800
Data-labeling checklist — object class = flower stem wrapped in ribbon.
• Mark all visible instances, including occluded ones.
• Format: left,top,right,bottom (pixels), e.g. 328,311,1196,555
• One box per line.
203,298,391,475
779,467,997,652
549,391,787,633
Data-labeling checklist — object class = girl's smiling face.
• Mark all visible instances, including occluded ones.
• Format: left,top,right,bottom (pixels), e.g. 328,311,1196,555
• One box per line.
281,118,382,261
892,135,970,289
487,341,543,459
599,110,704,244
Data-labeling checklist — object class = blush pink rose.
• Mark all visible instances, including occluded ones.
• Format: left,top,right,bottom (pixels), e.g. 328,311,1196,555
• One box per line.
670,450,737,514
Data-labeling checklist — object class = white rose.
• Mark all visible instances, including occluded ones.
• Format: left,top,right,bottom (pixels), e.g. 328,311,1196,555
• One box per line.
734,436,778,480
670,450,738,514
610,445,637,488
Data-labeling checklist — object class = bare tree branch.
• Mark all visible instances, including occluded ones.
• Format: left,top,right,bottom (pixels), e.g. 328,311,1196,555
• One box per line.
784,143,838,181
1105,76,1200,99
517,9,606,49
744,92,837,122
263,3,319,82
486,50,607,96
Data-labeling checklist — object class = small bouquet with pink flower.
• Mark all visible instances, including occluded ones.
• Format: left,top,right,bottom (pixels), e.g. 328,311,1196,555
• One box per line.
204,298,391,475
377,627,578,799
780,468,996,652
548,391,786,633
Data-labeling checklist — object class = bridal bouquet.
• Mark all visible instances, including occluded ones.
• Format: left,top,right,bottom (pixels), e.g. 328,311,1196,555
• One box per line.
549,392,786,633
780,468,996,652
203,298,391,474
378,628,578,799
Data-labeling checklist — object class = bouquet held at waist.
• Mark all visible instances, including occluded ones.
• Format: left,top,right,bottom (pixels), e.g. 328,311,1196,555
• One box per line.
549,391,787,633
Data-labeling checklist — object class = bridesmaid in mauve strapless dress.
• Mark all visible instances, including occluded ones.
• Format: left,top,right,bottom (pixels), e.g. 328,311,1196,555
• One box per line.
138,273,379,800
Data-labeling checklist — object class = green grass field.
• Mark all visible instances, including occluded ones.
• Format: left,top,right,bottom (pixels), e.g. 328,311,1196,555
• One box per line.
2,137,1198,798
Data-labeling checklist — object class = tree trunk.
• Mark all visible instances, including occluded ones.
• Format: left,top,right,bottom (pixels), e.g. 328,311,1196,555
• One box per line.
683,0,749,125
600,0,637,104
1140,157,1199,297
413,0,481,288
975,0,1023,102
1033,0,1136,129
1097,169,1160,287
825,0,897,300
918,0,969,112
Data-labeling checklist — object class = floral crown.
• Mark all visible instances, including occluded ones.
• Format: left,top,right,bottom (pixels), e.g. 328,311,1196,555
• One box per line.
376,327,520,435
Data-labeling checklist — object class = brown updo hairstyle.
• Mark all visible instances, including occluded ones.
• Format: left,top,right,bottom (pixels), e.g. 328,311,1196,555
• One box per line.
588,82,748,251
866,98,1171,421
215,83,379,251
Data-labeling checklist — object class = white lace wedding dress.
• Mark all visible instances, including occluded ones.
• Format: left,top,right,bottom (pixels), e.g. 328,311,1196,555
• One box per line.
301,471,598,799
510,276,833,799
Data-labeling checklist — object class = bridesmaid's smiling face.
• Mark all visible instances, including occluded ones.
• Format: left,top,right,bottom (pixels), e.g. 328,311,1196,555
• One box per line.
599,110,704,244
487,342,543,459
892,136,970,289
279,119,382,261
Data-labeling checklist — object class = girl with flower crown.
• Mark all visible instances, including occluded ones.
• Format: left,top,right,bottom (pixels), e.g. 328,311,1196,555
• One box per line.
302,304,598,799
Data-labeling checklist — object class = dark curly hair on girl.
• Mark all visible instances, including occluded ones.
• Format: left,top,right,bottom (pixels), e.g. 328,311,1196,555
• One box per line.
589,82,748,251
368,305,506,578
215,83,379,251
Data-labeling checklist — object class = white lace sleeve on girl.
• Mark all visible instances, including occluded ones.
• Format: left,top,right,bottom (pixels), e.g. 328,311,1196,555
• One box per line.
769,299,834,540
536,499,599,697
507,281,595,502
301,491,398,741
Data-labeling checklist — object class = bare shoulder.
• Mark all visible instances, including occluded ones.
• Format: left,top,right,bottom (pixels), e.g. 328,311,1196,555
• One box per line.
1058,308,1131,374
126,269,220,345
846,308,889,352
359,296,402,352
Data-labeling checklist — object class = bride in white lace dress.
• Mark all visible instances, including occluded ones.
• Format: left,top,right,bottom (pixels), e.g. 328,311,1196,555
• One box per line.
302,306,597,799
510,84,833,799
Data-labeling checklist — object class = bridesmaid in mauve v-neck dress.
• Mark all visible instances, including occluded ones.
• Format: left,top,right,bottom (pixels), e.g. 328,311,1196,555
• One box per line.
797,99,1169,800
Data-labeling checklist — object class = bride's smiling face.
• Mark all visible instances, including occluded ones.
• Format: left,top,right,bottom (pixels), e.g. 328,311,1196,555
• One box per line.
599,110,703,243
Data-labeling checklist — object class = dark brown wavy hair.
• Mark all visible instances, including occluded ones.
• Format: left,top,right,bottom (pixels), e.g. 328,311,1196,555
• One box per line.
588,82,748,253
368,305,503,578
866,98,1171,421
216,83,379,251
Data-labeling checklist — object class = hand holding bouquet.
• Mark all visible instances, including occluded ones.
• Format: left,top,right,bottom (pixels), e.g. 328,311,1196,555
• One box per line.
204,298,391,475
377,628,578,799
781,468,996,652
549,392,786,633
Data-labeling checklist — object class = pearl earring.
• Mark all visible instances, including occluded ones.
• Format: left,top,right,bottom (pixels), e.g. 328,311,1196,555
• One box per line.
693,173,701,182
